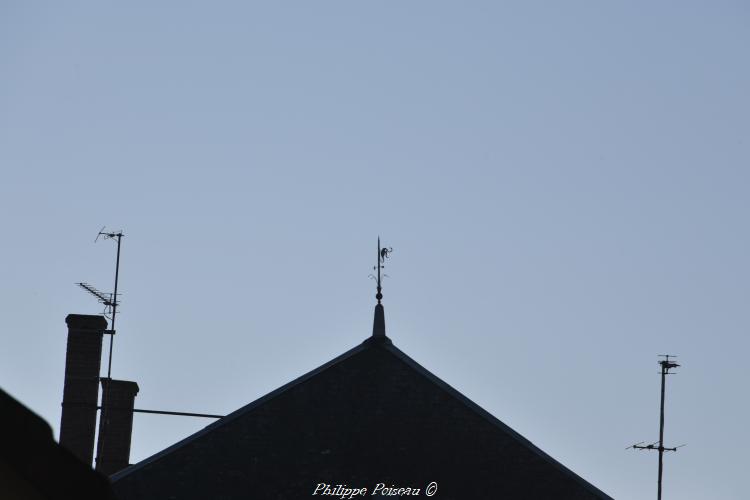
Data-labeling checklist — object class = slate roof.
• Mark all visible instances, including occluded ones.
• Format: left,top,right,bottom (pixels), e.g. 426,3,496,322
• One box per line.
112,316,612,500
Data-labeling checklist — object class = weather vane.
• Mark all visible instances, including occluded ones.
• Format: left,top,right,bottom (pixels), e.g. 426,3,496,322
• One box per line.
370,237,392,304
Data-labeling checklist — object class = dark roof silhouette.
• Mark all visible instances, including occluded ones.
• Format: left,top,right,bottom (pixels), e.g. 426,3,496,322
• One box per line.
111,307,611,500
0,388,115,500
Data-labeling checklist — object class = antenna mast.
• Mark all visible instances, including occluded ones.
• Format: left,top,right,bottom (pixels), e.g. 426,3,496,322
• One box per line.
104,229,123,379
78,227,123,378
76,227,124,471
628,355,684,500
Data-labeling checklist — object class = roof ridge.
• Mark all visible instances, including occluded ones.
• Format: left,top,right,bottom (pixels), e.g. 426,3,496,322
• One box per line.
111,339,376,481
113,339,612,499
380,342,613,499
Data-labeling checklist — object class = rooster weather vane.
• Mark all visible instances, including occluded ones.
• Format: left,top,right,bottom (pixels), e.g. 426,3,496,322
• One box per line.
369,237,393,304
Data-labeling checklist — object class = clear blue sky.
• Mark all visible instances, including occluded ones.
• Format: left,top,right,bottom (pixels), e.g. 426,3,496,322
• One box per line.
1,2,748,498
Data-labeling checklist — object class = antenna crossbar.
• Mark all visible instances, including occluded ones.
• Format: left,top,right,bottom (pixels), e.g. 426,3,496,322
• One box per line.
77,282,117,307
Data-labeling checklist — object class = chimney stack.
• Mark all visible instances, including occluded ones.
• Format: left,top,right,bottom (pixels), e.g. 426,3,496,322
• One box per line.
59,314,106,466
96,378,139,475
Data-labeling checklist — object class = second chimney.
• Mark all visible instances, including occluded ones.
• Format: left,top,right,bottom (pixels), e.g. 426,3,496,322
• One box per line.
96,378,139,476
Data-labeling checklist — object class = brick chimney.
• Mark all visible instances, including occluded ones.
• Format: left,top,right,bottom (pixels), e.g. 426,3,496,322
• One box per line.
59,314,107,466
96,378,139,476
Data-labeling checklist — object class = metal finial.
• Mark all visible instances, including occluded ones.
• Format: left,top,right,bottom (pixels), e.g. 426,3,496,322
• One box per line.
372,237,392,304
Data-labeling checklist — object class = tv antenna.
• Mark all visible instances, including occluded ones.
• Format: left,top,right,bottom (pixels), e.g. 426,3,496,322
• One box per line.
77,226,123,380
628,355,685,500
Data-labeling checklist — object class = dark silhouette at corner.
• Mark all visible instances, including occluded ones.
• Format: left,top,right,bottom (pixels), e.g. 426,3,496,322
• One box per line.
0,387,115,500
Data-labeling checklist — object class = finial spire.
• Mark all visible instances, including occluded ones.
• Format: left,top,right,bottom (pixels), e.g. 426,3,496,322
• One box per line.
374,236,392,304
371,237,392,339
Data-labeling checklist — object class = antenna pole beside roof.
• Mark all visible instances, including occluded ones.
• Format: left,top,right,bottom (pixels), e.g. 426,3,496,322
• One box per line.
628,355,684,500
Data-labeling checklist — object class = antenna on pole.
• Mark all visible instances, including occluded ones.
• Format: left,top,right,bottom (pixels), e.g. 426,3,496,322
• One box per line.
76,227,123,379
628,354,684,500
78,227,124,472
